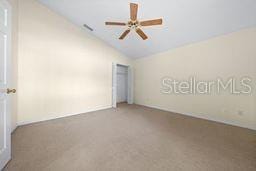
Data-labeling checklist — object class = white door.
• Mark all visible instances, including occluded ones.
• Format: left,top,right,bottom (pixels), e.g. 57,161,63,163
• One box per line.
112,63,117,108
0,0,12,169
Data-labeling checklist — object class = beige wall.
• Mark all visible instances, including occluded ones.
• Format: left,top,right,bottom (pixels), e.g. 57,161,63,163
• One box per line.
9,0,256,130
7,0,18,131
17,0,131,124
134,28,256,130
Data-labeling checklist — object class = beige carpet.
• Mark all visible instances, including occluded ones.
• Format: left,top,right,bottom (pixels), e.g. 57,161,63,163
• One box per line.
4,104,256,171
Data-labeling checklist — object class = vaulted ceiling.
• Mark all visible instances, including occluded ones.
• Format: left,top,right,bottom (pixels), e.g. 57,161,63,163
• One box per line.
38,0,256,58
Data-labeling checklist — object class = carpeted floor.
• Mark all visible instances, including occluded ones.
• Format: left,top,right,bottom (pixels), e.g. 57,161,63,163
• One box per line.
4,104,256,171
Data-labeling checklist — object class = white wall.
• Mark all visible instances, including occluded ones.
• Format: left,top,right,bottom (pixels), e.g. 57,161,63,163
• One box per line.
11,0,256,130
17,0,131,124
134,28,256,130
117,65,128,103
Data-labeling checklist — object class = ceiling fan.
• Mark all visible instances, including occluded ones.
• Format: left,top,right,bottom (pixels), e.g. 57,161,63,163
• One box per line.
105,3,163,40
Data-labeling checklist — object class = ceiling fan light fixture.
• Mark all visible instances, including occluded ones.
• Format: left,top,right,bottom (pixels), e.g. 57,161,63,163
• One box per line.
105,3,163,40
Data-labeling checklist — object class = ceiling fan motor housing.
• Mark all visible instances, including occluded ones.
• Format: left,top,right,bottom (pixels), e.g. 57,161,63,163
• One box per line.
128,20,139,30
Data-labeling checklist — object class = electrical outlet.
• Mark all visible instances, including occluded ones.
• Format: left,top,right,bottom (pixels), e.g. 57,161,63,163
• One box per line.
221,109,227,113
238,110,244,116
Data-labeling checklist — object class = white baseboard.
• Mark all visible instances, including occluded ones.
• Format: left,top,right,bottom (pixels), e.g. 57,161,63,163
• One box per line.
17,105,112,126
137,103,256,131
11,124,18,133
14,104,256,130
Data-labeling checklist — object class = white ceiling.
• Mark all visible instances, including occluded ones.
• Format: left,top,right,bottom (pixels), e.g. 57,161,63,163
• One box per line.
38,0,256,58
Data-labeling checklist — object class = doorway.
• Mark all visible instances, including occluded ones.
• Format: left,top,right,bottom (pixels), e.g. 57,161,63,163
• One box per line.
112,63,133,108
117,65,128,104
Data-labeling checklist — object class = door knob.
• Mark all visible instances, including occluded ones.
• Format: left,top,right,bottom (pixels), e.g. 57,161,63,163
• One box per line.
7,88,16,94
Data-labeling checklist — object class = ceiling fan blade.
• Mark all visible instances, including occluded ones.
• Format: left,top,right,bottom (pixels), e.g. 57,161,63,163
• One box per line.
119,29,130,40
130,3,138,21
136,28,148,40
140,19,163,26
105,22,126,26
